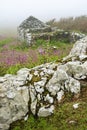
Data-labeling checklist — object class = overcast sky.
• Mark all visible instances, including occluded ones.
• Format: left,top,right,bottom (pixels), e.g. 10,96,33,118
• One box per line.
0,0,87,30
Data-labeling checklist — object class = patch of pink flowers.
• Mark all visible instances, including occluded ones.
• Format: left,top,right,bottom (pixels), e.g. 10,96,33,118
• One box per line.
0,50,28,66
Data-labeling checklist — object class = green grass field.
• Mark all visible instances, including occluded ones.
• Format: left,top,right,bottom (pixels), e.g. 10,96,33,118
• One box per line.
0,38,72,75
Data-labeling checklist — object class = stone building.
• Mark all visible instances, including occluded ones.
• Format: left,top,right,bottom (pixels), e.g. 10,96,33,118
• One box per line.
18,16,51,46
18,16,85,46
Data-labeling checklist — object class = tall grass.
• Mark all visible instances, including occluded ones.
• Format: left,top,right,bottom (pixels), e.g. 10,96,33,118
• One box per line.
46,15,87,33
0,38,13,48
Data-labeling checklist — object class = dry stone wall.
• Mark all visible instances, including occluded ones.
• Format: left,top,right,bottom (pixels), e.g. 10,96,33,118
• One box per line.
0,37,87,130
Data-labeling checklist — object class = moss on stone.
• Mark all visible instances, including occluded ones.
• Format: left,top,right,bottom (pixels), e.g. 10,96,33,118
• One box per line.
31,75,41,84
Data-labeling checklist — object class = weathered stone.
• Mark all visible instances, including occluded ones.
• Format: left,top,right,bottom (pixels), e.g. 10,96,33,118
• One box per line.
6,90,16,99
46,84,61,96
59,61,87,80
34,71,39,76
31,99,37,115
57,90,64,102
70,37,87,56
79,54,87,61
63,36,87,62
0,82,29,130
12,76,27,86
65,77,80,94
35,85,44,94
68,120,77,125
24,114,28,121
30,85,36,102
44,94,54,104
17,68,33,81
73,103,79,109
54,69,69,83
9,86,29,121
34,80,46,87
38,105,54,117
46,69,68,96
44,69,54,75
17,68,30,75
0,77,7,83
40,71,44,76
37,94,41,101
0,124,10,130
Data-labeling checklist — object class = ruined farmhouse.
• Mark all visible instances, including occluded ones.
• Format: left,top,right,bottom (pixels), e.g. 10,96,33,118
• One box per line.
18,16,51,46
18,16,85,46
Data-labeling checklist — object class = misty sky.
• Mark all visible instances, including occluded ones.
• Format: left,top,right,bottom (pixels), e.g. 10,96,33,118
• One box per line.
0,0,87,30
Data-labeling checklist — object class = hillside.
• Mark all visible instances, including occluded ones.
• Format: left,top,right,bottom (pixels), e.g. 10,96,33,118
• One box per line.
0,36,87,130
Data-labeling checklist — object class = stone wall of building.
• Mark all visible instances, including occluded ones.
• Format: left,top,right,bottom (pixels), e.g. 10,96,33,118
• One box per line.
18,16,51,46
18,16,85,46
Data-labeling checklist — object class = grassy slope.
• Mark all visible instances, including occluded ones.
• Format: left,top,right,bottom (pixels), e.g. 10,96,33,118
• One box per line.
0,38,72,75
0,38,13,48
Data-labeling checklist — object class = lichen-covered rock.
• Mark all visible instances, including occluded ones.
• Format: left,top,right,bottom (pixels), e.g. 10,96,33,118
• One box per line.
65,77,80,94
38,105,54,117
63,36,87,62
57,90,64,102
35,85,44,94
59,61,87,80
0,79,29,130
46,69,68,96
31,99,37,115
44,94,54,104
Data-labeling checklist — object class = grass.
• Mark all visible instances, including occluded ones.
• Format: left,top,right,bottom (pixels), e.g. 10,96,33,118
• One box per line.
0,37,13,48
31,39,72,49
0,38,73,76
10,88,87,130
3,54,58,75
11,39,72,50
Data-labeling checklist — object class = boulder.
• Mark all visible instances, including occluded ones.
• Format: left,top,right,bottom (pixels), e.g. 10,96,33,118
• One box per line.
63,36,87,62
0,76,29,130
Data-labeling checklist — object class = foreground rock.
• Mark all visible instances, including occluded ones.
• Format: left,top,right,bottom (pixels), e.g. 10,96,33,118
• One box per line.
63,36,87,61
0,37,87,130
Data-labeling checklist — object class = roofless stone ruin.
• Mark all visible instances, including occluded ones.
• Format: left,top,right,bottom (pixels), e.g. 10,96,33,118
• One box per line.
18,16,85,46
18,16,51,45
